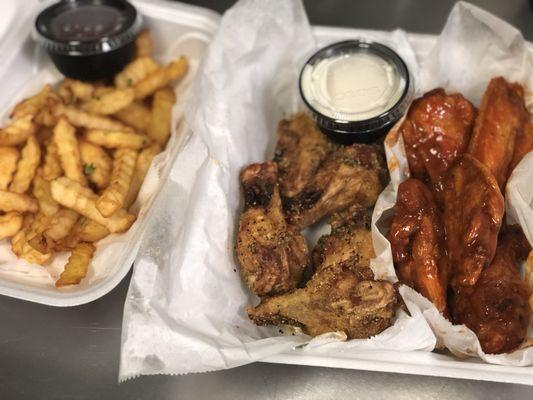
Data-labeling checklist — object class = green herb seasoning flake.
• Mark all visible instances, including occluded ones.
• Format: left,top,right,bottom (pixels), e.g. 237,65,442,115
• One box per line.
84,163,96,176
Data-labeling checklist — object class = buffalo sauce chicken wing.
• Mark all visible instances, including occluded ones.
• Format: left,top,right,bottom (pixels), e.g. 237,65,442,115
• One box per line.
508,120,533,176
468,77,528,189
400,89,476,196
451,226,531,354
443,154,505,287
388,178,449,313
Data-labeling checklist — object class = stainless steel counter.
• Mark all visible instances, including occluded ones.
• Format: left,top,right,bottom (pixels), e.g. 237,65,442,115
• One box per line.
2,0,533,398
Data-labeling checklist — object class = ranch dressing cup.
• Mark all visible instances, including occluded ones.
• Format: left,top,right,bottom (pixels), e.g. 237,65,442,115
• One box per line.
300,40,413,143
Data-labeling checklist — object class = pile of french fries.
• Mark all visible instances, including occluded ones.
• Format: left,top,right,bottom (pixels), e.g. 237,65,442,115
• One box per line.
0,30,188,287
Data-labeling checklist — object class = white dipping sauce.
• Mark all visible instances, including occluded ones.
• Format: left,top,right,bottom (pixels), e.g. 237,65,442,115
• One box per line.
301,51,405,122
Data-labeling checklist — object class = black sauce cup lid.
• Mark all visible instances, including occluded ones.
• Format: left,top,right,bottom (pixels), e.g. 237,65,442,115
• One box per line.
34,0,142,56
299,40,413,143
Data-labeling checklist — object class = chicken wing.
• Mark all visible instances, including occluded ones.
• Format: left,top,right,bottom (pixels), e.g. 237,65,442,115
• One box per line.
248,264,397,339
400,89,476,195
248,203,396,339
236,162,308,297
388,178,449,314
443,154,505,287
284,143,387,228
508,120,533,175
468,77,528,189
274,113,336,199
451,226,531,354
312,203,375,278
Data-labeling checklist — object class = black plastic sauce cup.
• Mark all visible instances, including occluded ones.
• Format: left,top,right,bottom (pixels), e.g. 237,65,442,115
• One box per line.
299,40,413,144
34,0,142,81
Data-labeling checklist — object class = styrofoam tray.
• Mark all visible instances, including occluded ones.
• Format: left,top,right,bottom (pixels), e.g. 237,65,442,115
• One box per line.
0,0,219,306
258,24,533,386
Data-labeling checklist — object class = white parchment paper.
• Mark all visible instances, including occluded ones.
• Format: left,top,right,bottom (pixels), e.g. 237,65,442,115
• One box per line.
374,2,533,365
119,0,437,380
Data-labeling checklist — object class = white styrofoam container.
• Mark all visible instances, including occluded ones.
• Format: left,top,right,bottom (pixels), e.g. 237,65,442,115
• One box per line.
1,0,532,385
264,348,533,385
0,0,219,306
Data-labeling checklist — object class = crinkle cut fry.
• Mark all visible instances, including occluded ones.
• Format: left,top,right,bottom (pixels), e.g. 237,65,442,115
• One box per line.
96,148,137,217
50,177,135,233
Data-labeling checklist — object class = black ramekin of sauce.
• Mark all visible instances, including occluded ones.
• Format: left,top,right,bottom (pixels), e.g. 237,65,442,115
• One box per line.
299,40,413,144
34,0,142,81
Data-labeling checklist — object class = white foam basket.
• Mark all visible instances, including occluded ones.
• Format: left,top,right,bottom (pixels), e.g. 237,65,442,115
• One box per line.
0,0,219,306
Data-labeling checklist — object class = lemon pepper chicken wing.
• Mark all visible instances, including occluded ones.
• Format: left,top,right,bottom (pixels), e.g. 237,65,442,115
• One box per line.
236,162,308,297
248,202,396,339
248,264,397,339
312,204,375,278
274,113,336,199
284,143,387,228
443,155,505,287
450,226,531,354
468,77,528,189
388,178,449,314
400,89,476,195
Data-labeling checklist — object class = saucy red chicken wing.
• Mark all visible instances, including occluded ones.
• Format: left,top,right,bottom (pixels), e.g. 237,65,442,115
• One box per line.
443,155,505,287
451,226,531,354
400,89,476,196
468,77,528,189
388,178,449,313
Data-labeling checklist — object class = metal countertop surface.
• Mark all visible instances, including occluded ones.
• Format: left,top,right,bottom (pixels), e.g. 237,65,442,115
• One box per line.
2,0,533,399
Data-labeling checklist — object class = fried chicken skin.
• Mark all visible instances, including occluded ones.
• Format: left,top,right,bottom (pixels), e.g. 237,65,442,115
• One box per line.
400,89,476,195
236,162,308,297
451,226,531,354
312,204,375,278
274,113,336,199
443,155,505,287
249,202,396,339
388,178,449,314
508,121,533,175
284,143,387,228
468,77,528,189
248,264,397,339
